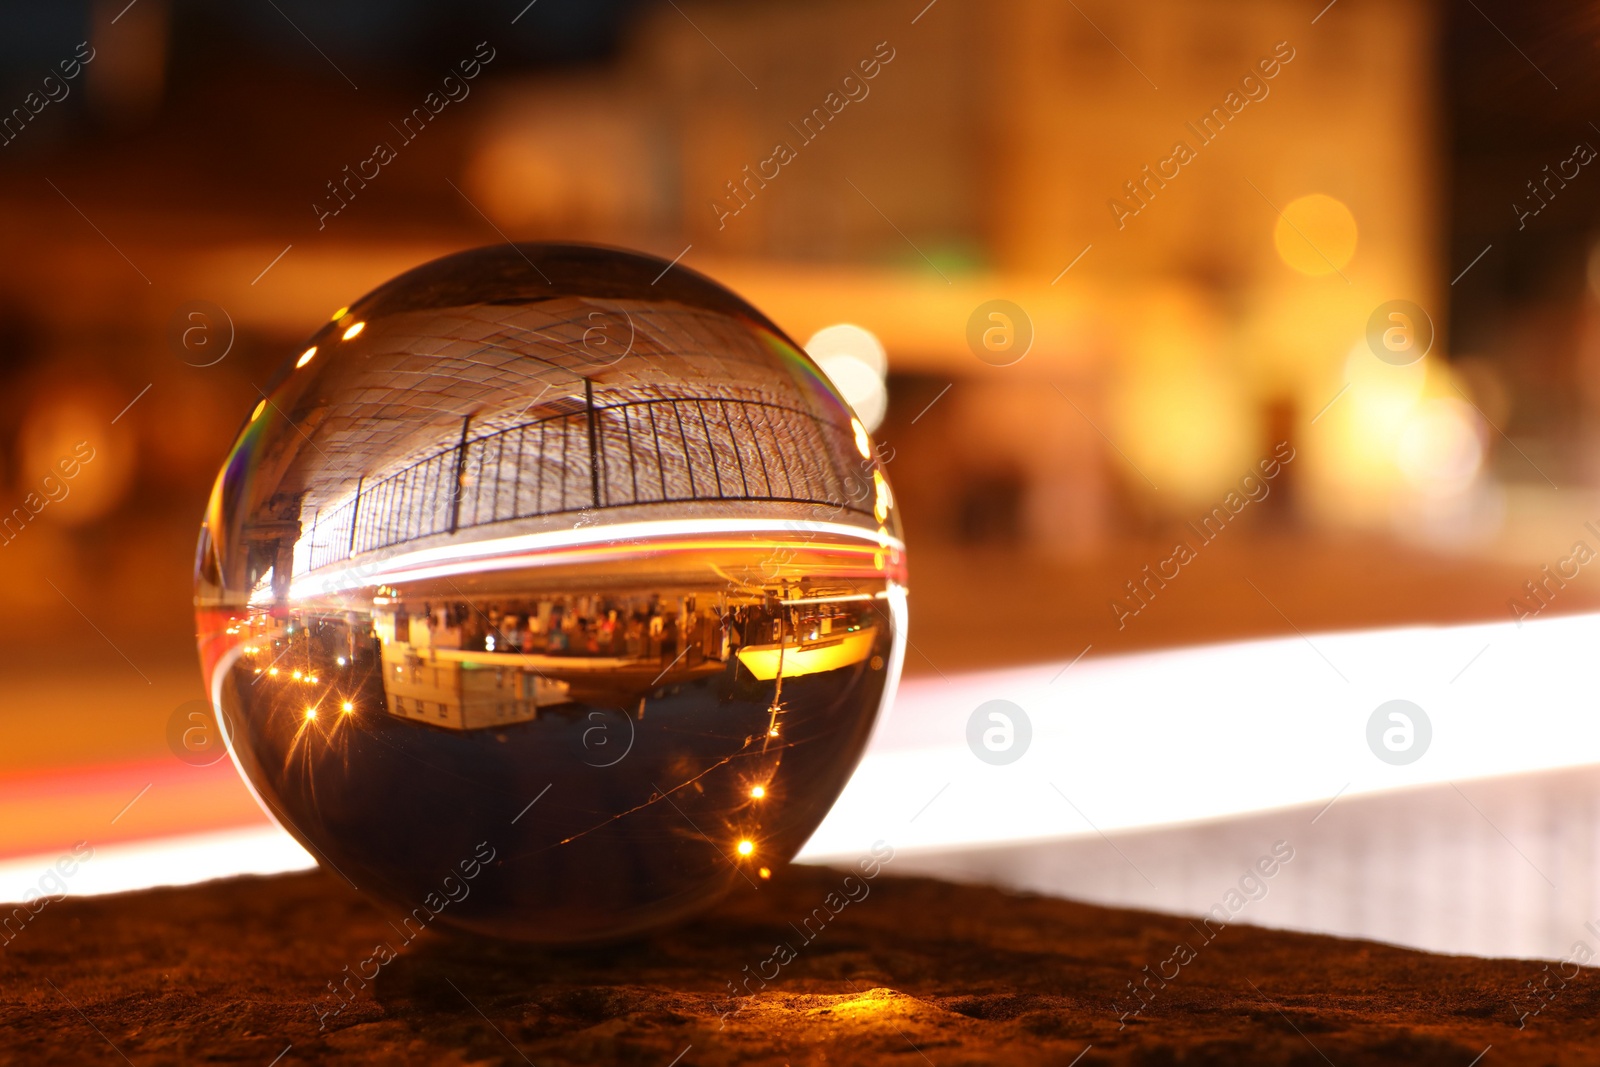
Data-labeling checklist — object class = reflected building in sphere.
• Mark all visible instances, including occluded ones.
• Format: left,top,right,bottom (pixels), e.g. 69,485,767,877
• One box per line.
195,244,906,943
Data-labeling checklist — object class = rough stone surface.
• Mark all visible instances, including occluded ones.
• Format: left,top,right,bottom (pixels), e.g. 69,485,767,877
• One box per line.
0,865,1592,1065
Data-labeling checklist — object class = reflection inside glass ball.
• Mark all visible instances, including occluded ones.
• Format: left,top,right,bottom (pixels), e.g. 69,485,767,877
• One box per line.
195,244,906,942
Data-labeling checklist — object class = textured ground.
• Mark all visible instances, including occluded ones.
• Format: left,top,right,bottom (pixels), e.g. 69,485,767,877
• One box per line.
0,864,1595,1065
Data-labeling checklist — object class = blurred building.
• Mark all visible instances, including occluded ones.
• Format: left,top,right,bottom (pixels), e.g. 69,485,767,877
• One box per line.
459,0,1446,548
2,0,1597,663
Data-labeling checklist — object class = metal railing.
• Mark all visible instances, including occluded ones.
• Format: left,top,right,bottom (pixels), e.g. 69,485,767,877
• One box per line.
304,394,869,570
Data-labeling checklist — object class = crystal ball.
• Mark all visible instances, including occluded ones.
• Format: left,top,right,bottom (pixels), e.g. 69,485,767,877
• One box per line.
195,244,906,943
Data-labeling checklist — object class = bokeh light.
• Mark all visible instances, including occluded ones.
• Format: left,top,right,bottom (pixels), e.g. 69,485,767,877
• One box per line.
1109,301,1252,507
806,324,888,431
17,388,137,527
1396,398,1485,498
1274,194,1358,276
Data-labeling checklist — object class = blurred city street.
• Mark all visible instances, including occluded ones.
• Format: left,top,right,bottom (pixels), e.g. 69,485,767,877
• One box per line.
6,0,1600,987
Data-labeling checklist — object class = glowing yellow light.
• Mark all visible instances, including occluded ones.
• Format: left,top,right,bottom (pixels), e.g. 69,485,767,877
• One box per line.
331,306,348,321
342,320,366,341
736,840,755,857
295,346,318,368
1273,193,1357,276
341,701,354,713
750,785,767,799
250,399,267,423
758,867,771,879
268,667,279,676
291,669,302,680
253,668,262,674
304,708,317,721
768,727,780,737
873,469,891,523
739,626,878,681
850,417,872,459
309,675,320,684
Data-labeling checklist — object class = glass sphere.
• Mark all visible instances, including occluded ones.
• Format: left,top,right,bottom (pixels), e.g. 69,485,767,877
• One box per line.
195,244,906,943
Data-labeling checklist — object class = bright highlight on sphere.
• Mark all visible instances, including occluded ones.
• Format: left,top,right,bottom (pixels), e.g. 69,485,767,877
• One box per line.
806,324,888,432
1273,194,1358,276
850,418,872,459
1396,398,1485,498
